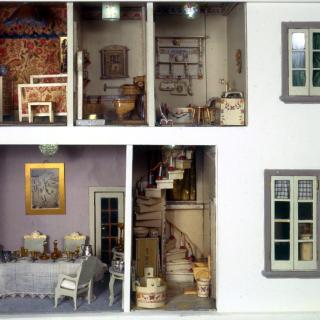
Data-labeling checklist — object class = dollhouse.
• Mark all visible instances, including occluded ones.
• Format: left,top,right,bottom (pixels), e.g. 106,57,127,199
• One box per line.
1,1,320,320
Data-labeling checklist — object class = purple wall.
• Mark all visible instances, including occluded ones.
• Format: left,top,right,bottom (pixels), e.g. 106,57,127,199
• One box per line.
0,145,126,251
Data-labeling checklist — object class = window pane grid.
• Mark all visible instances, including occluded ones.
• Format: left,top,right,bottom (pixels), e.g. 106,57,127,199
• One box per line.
298,180,313,200
100,197,119,264
275,180,290,199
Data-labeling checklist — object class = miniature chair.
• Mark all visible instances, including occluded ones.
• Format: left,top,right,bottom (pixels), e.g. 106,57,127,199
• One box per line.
64,232,86,252
23,230,47,253
54,256,97,310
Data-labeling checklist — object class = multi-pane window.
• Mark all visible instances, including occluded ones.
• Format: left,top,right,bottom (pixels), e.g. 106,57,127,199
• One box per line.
271,176,317,271
289,28,320,96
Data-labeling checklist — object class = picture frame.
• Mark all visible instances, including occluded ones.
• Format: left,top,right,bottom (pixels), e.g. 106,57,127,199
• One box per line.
59,36,68,73
100,45,129,79
25,163,65,215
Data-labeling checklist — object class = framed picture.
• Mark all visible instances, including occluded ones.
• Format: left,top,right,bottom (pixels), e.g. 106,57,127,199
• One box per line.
100,45,129,79
25,163,65,215
59,36,68,73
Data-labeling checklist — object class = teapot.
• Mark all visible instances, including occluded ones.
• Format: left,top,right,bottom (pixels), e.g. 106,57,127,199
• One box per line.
80,244,92,257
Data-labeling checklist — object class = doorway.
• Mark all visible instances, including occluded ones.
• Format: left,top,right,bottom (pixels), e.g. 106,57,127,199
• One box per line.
89,187,124,265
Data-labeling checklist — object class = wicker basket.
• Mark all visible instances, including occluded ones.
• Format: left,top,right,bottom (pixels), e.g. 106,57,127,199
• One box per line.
121,84,142,96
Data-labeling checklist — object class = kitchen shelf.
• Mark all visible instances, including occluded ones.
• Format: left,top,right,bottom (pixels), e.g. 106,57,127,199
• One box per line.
155,36,204,79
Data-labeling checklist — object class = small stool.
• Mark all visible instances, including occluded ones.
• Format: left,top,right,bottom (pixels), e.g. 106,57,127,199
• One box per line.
192,106,211,125
28,101,54,123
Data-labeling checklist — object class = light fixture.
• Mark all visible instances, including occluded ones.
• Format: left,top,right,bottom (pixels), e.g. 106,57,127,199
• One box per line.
183,2,200,20
102,2,120,21
39,144,59,157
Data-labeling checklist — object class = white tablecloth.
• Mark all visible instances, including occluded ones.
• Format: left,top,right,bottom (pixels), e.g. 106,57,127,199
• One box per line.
0,257,107,298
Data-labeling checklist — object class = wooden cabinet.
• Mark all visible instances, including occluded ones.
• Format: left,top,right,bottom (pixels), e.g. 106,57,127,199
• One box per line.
136,238,159,277
0,76,13,121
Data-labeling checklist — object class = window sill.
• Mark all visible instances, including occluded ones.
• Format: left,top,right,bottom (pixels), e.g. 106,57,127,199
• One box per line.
280,95,320,104
262,270,320,278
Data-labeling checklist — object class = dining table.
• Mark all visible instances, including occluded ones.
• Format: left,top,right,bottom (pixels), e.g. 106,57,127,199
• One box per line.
0,256,107,298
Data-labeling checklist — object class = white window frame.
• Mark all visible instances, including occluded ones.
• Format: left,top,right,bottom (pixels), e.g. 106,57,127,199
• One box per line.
264,170,320,278
288,29,320,96
280,22,320,104
271,176,317,271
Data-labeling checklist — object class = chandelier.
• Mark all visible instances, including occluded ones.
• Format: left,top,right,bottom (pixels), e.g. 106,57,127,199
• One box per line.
38,144,59,157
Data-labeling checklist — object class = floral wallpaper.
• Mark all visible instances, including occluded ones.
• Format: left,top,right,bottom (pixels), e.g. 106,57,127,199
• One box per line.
0,5,67,113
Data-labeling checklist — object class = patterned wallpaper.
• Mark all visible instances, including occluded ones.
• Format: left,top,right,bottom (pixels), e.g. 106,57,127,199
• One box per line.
0,5,67,112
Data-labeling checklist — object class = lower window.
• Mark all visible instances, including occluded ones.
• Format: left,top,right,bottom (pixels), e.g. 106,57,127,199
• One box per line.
264,170,320,277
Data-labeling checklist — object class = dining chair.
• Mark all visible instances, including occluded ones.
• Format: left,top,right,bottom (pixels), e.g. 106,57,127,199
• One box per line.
54,256,97,310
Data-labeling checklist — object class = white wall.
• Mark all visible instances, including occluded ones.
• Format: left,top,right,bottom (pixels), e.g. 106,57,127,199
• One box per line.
217,2,320,313
227,3,246,94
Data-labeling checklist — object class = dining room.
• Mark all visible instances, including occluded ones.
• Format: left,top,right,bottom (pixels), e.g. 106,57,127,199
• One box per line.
0,144,126,314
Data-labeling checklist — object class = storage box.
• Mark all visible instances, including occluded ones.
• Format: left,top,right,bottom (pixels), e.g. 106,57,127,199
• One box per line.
214,98,245,126
156,179,173,189
168,170,184,180
166,271,194,283
145,188,162,198
166,248,187,261
166,259,192,273
175,159,192,169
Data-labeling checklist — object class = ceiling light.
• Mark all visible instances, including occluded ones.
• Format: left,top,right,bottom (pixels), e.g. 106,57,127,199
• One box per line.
102,2,120,21
39,144,59,157
183,2,200,20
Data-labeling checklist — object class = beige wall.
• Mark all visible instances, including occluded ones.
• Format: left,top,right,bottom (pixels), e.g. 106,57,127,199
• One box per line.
227,4,246,94
155,14,228,113
81,19,145,97
166,208,204,259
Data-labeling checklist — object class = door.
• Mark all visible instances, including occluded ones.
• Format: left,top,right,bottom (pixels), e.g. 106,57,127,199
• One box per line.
89,188,124,265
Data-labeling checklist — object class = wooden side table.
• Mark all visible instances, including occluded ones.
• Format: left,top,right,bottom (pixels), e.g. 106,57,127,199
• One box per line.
28,101,54,123
192,106,211,125
108,266,124,307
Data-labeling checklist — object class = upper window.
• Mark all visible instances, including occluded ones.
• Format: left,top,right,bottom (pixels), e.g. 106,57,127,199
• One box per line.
281,22,320,103
264,170,320,278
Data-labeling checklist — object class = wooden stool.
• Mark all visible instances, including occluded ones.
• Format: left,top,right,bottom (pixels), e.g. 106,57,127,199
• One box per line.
28,101,54,123
192,106,211,125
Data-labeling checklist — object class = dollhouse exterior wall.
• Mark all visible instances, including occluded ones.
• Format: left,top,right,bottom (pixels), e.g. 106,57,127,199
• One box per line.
1,1,320,319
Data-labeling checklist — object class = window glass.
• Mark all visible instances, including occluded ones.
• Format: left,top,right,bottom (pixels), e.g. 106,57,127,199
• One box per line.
275,222,290,239
298,222,313,240
298,202,313,220
298,180,313,200
292,33,305,49
275,180,290,199
298,242,313,261
275,242,290,260
292,70,306,86
313,70,320,87
275,201,290,219
313,33,320,50
292,51,305,68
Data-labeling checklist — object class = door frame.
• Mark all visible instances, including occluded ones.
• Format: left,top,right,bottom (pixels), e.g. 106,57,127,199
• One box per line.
89,187,125,256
